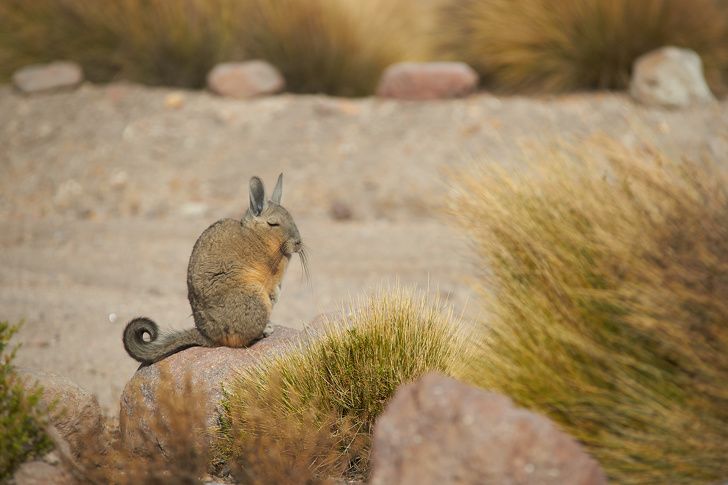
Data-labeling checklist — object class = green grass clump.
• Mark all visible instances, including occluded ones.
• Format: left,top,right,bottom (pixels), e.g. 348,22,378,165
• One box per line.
451,140,728,484
437,0,728,93
216,289,465,479
0,322,53,480
0,0,423,95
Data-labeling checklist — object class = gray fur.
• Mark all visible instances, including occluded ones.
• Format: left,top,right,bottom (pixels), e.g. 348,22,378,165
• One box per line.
271,173,283,204
249,176,265,216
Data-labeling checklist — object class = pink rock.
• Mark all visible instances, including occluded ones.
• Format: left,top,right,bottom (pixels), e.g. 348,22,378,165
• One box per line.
370,373,606,485
376,62,478,100
12,61,83,94
207,61,285,98
119,325,300,457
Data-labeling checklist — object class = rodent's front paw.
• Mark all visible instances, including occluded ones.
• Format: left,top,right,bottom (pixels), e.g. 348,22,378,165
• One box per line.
263,323,274,337
269,284,281,306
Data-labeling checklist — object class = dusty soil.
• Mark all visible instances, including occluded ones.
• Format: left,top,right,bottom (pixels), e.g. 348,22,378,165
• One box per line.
1,83,726,413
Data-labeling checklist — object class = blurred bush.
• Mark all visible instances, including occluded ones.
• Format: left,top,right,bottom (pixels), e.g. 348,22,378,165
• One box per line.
216,289,465,479
437,0,728,93
232,0,423,96
0,0,424,95
0,0,239,87
451,140,728,484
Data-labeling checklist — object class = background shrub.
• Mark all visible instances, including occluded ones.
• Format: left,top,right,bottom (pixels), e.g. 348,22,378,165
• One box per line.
0,322,53,480
232,0,422,96
0,0,422,94
450,140,728,484
216,289,465,479
0,0,241,87
437,0,728,93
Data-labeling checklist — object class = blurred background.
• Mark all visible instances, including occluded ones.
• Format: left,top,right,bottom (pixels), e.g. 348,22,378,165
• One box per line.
1,0,726,419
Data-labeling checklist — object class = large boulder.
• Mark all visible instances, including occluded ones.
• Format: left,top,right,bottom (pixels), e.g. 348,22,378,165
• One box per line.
376,62,478,100
630,46,715,108
207,61,285,98
119,325,300,457
370,373,606,485
17,369,104,459
12,61,83,94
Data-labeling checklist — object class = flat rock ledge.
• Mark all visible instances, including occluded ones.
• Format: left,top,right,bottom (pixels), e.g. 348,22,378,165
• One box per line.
370,373,607,485
119,325,300,457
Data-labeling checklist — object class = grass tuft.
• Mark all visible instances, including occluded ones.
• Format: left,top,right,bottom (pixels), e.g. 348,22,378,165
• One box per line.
450,139,728,484
0,321,53,481
437,0,728,93
216,288,466,479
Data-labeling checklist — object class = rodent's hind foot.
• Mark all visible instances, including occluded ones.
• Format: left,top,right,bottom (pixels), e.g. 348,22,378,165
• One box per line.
263,323,275,338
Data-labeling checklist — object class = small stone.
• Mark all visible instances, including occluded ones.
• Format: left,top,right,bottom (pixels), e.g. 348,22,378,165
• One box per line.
376,62,479,100
109,171,128,189
165,92,186,109
178,202,208,217
207,61,285,99
370,373,606,485
12,61,83,94
42,451,60,466
630,46,715,108
329,199,353,221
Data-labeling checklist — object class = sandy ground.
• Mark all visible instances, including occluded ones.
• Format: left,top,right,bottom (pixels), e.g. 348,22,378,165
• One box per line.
1,83,726,413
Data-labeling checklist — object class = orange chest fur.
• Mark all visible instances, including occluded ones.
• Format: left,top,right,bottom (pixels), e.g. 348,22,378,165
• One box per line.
242,246,290,295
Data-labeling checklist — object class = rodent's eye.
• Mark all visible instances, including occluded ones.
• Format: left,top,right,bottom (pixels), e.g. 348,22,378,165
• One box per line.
267,221,280,227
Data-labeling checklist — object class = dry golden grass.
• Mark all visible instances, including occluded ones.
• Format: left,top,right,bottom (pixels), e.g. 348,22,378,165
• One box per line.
0,0,239,87
232,0,423,96
450,139,728,484
216,288,466,479
219,372,364,485
0,0,424,94
437,0,728,93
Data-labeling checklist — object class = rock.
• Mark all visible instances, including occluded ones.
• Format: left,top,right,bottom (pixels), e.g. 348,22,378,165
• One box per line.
370,373,606,485
376,62,478,100
12,461,75,485
164,91,185,109
178,201,208,217
12,61,83,94
119,325,300,457
17,369,104,459
630,46,715,108
207,61,285,98
329,199,353,221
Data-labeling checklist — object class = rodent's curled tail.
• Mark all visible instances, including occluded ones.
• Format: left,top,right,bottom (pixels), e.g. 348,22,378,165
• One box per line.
123,317,212,364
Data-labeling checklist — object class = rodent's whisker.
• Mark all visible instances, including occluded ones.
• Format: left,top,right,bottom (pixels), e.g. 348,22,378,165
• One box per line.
298,245,311,283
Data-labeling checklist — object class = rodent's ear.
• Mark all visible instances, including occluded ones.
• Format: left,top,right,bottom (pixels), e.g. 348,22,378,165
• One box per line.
249,176,265,216
271,173,283,204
